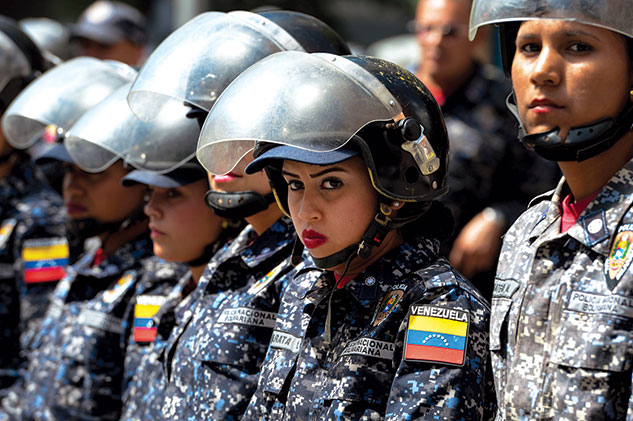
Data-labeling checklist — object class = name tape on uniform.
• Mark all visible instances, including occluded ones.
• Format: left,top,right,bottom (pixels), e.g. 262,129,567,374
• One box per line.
270,330,302,354
78,309,123,335
568,290,633,318
218,307,277,328
493,279,520,299
341,337,395,360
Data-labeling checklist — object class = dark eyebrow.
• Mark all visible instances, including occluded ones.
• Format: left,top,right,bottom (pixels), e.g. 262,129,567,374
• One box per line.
517,29,600,42
282,166,346,179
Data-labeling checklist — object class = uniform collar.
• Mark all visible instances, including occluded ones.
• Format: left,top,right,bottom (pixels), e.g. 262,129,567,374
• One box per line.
530,160,633,256
239,217,294,269
334,237,440,306
198,217,294,293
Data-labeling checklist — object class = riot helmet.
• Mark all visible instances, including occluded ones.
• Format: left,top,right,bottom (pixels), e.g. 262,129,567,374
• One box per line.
469,0,633,161
19,17,75,63
127,10,350,219
41,81,196,239
0,16,49,114
198,51,449,268
64,83,200,174
2,57,136,152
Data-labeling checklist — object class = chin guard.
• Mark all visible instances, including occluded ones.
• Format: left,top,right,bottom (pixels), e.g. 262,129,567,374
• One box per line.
205,190,275,219
507,93,633,162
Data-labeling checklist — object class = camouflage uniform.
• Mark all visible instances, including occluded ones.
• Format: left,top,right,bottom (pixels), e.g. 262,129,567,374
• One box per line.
492,161,633,420
159,217,296,420
0,234,181,421
120,271,196,421
245,236,495,420
0,157,68,393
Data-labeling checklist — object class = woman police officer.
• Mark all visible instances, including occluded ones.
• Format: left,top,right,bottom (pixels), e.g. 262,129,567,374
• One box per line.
1,78,200,420
120,10,352,419
470,0,633,418
197,51,494,419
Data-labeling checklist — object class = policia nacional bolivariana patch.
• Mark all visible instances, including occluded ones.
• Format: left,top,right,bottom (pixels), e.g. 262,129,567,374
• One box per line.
404,305,469,366
605,224,633,284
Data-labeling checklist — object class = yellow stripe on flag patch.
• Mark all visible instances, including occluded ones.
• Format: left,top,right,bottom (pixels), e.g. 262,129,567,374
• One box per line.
135,303,161,319
408,315,468,337
22,243,69,261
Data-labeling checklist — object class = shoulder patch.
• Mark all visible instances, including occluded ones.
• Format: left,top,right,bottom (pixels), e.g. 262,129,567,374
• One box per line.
22,237,69,283
372,289,405,327
605,224,633,285
404,304,469,366
102,271,136,303
0,218,17,249
247,263,285,295
134,295,168,343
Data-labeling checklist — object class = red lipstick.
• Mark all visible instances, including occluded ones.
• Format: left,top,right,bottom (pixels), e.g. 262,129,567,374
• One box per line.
301,229,328,249
213,172,242,183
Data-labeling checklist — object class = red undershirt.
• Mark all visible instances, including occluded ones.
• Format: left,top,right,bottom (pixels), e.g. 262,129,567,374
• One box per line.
92,248,107,266
334,273,356,289
560,189,601,233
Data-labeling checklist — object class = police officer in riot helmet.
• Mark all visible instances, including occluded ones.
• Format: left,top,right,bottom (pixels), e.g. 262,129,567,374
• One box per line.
1,79,199,420
470,0,633,418
0,16,63,394
122,10,351,419
198,51,494,419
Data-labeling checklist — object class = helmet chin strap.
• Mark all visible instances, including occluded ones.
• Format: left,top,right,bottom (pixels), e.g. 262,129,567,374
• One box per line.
204,190,276,219
507,92,633,162
307,203,398,271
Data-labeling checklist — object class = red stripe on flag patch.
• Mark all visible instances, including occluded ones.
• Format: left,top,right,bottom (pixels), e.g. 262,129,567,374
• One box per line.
404,343,465,365
134,327,157,343
24,267,67,284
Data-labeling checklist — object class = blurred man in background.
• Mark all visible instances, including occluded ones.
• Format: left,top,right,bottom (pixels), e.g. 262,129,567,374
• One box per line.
71,1,147,65
412,0,559,298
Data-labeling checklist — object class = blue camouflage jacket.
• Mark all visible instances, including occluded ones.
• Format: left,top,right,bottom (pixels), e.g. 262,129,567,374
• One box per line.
159,217,297,420
0,234,184,421
0,158,68,394
119,270,196,421
245,236,495,420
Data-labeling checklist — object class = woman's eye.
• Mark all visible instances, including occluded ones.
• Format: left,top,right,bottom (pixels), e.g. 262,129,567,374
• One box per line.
166,189,181,199
287,180,303,191
568,42,592,53
322,178,343,190
518,42,540,54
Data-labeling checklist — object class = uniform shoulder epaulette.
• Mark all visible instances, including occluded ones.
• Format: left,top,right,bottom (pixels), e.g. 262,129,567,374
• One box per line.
413,259,460,290
528,188,556,208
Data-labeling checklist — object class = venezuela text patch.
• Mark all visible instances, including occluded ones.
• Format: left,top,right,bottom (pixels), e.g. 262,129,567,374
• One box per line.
404,304,469,366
